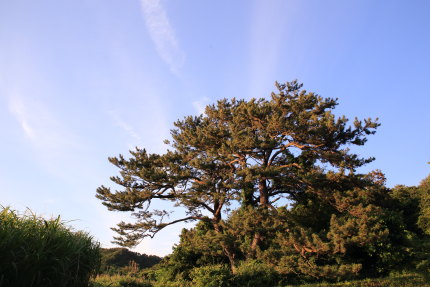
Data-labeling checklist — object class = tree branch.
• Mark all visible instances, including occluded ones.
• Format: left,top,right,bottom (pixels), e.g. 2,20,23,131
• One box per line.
150,216,206,238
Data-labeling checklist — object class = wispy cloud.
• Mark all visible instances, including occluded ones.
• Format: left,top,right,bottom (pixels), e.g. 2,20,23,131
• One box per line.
7,94,84,181
140,0,185,75
8,96,78,150
8,97,35,139
192,97,210,115
108,110,142,144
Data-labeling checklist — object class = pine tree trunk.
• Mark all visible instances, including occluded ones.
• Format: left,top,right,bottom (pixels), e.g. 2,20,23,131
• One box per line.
223,246,237,274
213,222,237,274
250,178,269,253
259,178,269,207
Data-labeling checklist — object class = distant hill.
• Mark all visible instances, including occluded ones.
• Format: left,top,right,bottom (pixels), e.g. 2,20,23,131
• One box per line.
100,247,162,273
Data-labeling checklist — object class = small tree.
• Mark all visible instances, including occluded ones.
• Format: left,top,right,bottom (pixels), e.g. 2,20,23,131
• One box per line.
96,80,380,273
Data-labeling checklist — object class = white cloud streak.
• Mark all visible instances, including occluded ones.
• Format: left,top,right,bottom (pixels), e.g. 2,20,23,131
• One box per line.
6,94,84,182
140,0,185,75
108,110,142,144
8,95,78,151
192,97,210,115
9,98,35,139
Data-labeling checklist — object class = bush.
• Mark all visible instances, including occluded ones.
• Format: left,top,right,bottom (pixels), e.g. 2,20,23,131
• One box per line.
190,264,232,287
233,260,280,287
149,265,190,287
0,206,101,287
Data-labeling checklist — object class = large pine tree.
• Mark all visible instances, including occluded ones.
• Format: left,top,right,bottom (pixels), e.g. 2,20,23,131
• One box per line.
97,81,401,276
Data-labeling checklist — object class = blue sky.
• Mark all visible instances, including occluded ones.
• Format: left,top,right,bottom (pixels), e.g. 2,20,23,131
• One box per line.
1,0,429,256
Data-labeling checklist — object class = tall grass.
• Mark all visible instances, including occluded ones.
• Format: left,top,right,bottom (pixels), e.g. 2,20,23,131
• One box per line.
0,206,101,287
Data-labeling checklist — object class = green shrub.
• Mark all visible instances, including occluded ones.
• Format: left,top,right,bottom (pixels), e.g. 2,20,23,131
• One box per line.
0,206,101,287
190,264,232,287
149,265,190,287
233,260,280,287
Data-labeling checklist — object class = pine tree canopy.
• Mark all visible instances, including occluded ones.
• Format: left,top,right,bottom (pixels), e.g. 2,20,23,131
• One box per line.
97,80,389,275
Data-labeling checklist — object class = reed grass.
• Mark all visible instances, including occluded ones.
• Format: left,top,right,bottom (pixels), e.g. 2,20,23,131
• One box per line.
0,206,101,287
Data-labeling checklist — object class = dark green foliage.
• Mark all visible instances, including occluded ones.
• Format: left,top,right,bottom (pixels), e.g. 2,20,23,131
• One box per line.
142,224,229,285
148,181,410,283
0,207,100,287
390,185,422,234
100,248,161,274
418,175,430,235
389,174,430,237
389,175,430,280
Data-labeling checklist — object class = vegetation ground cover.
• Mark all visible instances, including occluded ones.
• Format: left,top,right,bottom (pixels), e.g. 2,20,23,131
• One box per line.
90,272,429,287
